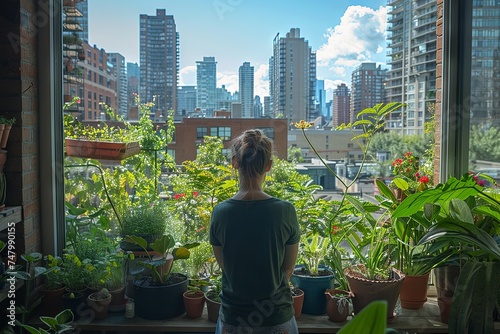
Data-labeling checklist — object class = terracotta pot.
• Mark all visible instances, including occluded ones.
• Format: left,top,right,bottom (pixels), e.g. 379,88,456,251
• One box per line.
40,285,66,316
109,286,126,306
65,138,141,160
344,266,405,321
87,291,112,320
0,124,12,149
183,290,205,318
325,289,351,322
291,288,304,319
399,272,430,309
205,291,221,323
290,265,335,315
0,149,7,172
438,296,453,324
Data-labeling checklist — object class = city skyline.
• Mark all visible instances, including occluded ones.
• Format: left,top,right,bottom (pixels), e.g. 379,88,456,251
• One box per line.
88,0,387,97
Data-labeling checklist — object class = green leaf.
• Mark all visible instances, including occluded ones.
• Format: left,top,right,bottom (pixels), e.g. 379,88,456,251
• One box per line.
64,201,87,216
19,325,40,334
150,234,175,254
338,301,387,334
55,309,74,325
21,252,42,263
392,177,409,191
449,198,474,224
173,247,190,260
125,235,148,251
39,316,58,328
375,179,397,203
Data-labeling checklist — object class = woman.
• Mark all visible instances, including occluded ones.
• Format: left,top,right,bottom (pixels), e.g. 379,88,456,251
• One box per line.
210,129,300,333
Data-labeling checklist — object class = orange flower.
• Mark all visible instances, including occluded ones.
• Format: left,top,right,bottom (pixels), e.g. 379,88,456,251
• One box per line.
294,120,313,129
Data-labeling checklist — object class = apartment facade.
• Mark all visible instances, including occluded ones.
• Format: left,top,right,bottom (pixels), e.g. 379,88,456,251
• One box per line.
386,0,437,135
126,62,140,117
270,28,317,124
196,56,217,116
350,63,388,123
80,42,116,120
139,9,179,119
108,53,128,118
168,118,288,164
239,62,255,118
177,85,197,117
332,83,351,128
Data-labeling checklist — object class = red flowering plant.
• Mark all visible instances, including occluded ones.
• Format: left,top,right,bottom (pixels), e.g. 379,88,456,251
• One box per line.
390,151,432,200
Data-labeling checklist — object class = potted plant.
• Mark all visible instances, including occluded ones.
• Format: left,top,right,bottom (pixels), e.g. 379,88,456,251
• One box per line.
395,173,500,332
204,276,222,323
119,202,167,252
63,103,141,160
290,283,304,319
290,233,335,315
182,278,209,318
36,255,67,316
106,251,129,310
125,234,199,320
325,288,352,322
87,288,112,320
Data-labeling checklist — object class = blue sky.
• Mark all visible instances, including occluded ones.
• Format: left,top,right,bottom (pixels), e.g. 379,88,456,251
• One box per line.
89,0,387,97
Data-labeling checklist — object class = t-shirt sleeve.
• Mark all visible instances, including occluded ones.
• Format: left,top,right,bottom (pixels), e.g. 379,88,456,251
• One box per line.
286,203,301,245
209,207,222,246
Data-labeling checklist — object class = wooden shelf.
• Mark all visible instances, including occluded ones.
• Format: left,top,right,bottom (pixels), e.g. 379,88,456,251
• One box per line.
60,298,473,333
0,206,22,231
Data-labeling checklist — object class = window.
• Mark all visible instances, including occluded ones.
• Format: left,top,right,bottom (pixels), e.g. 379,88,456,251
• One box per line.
196,127,208,139
210,126,231,140
259,127,275,140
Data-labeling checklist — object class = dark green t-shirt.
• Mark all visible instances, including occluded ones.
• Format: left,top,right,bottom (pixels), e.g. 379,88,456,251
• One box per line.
210,197,300,327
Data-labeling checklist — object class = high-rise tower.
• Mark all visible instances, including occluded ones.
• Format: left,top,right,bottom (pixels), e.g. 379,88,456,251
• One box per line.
139,9,179,119
351,63,388,123
270,28,317,125
332,83,351,128
196,56,217,116
386,0,437,135
239,62,255,118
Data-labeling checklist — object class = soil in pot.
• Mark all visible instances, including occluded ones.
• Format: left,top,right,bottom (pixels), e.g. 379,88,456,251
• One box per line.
183,290,205,318
325,289,351,322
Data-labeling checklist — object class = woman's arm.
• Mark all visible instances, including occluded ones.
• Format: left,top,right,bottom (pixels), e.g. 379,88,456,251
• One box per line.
212,245,224,272
282,243,299,280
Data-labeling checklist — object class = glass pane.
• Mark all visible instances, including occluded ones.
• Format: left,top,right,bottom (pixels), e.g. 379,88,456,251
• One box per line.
469,1,500,186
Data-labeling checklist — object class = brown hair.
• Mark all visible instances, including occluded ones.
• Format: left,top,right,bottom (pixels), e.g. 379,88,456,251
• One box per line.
231,129,273,178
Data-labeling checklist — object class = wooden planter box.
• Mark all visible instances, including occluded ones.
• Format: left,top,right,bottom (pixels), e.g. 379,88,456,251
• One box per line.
65,138,141,160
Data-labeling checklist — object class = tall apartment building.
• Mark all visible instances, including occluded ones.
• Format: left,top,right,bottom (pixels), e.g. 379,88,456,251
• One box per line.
386,0,437,135
332,83,351,128
263,96,271,117
470,2,500,127
80,42,116,120
350,63,388,123
127,62,140,113
270,28,317,124
177,86,197,117
139,9,179,119
196,56,217,116
239,62,255,118
316,79,328,118
108,53,128,118
215,85,237,113
75,0,88,42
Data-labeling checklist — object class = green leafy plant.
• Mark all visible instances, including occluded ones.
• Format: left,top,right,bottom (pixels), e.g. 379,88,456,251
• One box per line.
18,309,74,334
298,234,331,276
125,234,199,285
0,116,16,125
119,201,167,237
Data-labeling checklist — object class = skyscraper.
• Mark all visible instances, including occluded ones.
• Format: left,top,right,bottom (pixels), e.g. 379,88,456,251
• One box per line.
196,56,217,116
386,0,437,135
316,79,327,118
177,86,197,117
270,28,317,124
127,62,140,111
139,9,179,119
351,63,388,123
239,62,255,118
108,53,128,118
332,83,351,128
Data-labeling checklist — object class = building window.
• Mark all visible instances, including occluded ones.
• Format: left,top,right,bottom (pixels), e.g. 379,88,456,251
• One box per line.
210,126,231,140
259,127,275,140
348,143,354,148
196,127,208,139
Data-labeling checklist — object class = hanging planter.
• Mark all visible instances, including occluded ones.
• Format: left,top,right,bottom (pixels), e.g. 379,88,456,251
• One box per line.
65,138,141,160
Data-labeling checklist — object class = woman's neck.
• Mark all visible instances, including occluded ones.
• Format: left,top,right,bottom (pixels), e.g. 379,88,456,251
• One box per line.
233,175,271,200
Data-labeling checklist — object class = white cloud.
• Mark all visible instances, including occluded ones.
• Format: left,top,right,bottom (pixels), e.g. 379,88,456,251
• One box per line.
254,63,269,97
179,65,196,86
316,5,387,81
217,71,239,93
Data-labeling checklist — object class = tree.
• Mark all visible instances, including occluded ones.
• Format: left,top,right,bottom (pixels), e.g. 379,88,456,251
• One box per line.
288,145,304,163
